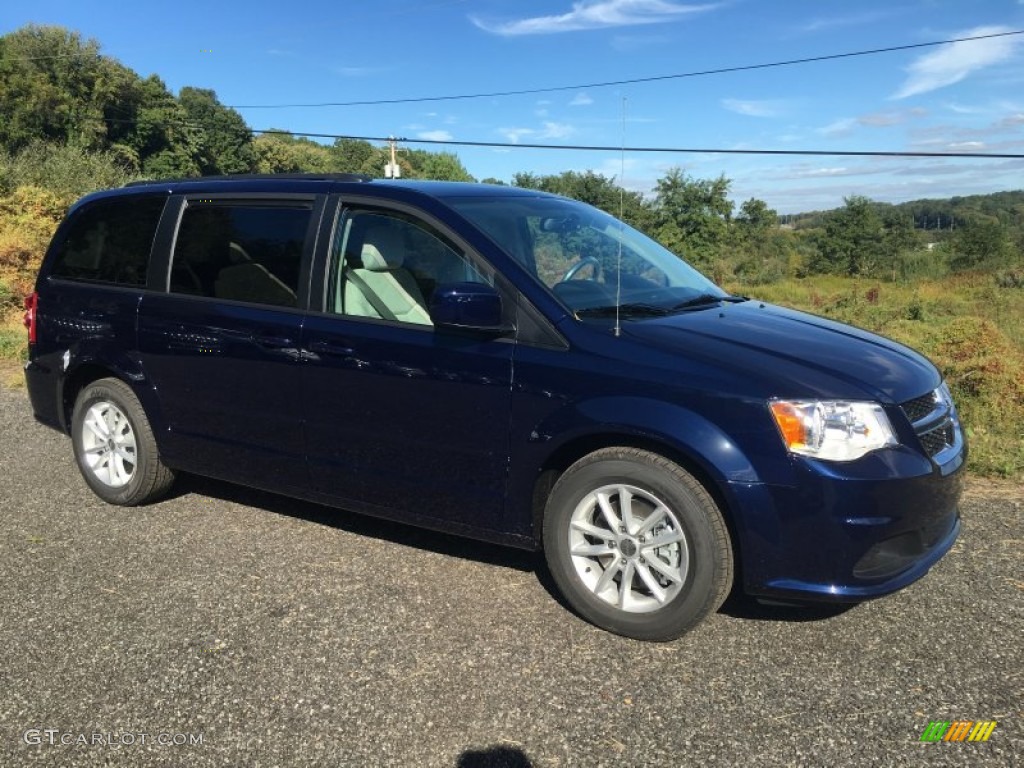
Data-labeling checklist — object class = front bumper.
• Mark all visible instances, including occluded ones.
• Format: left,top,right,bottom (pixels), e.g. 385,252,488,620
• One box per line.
728,441,965,603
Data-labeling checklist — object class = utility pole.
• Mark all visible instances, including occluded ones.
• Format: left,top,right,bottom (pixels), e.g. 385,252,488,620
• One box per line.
384,136,401,178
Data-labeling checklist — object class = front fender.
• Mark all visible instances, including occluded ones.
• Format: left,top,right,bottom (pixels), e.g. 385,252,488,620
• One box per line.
534,395,762,486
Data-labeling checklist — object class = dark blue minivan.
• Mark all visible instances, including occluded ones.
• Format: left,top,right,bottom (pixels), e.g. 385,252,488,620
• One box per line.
23,174,965,640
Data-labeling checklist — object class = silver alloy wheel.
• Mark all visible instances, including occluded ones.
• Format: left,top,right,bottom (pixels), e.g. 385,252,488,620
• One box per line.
568,483,689,614
79,400,138,488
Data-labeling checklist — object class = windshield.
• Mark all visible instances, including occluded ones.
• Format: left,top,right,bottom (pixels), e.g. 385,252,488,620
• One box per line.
447,194,729,316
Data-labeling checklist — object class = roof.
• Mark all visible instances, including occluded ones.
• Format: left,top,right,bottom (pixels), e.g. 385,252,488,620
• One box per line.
65,175,559,215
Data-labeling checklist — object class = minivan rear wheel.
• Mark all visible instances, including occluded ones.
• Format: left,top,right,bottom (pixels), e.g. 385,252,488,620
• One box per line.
71,378,175,505
543,448,733,641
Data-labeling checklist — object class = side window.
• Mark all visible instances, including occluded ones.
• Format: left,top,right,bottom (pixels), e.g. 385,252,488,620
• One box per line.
49,196,165,286
170,201,311,308
328,209,489,326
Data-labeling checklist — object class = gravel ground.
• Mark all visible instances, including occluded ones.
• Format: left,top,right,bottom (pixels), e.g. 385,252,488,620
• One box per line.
0,385,1020,767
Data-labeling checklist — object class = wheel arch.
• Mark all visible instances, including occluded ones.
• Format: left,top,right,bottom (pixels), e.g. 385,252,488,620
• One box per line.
59,362,125,434
59,354,160,440
529,427,749,590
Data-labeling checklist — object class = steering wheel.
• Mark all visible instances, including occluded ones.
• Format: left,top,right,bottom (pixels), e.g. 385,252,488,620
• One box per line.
560,256,602,282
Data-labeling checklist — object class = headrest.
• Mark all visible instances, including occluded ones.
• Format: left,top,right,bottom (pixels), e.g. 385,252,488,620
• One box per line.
359,226,404,271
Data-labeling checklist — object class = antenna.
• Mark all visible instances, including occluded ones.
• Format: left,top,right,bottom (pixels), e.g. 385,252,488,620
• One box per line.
614,97,626,338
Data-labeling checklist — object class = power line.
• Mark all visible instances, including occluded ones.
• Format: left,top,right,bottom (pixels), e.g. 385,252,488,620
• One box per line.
253,129,1024,160
77,117,1024,159
229,29,1024,109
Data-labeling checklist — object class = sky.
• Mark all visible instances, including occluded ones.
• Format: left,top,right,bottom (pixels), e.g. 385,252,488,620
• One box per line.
3,0,1024,213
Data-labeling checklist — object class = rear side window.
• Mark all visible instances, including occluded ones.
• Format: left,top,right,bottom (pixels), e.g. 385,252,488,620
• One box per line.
170,201,311,308
49,196,165,286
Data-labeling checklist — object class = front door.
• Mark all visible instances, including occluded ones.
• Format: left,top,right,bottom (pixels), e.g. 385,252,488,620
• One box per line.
302,204,513,533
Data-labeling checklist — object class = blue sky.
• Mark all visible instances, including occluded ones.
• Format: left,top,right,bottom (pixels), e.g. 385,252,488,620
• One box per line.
3,0,1024,212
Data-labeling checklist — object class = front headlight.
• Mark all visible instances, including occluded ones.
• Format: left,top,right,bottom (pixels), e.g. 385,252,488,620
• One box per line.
769,400,897,462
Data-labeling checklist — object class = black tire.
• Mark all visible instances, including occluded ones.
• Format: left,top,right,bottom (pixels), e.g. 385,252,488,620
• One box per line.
70,377,175,506
543,447,733,641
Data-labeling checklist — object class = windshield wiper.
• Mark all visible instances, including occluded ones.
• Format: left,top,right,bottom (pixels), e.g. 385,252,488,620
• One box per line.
575,303,672,318
671,293,748,311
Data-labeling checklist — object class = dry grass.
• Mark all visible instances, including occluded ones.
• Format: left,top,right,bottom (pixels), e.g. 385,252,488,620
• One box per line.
727,275,1024,479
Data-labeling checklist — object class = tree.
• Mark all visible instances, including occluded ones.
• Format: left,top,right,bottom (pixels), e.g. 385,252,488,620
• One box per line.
948,218,1016,272
511,170,651,229
131,75,201,178
330,138,375,174
736,198,777,235
409,150,474,181
178,87,255,175
0,25,111,152
652,168,733,270
252,131,332,173
810,195,884,276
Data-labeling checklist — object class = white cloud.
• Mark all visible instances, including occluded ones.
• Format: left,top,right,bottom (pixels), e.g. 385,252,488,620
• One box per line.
471,0,718,36
799,10,899,34
418,130,453,142
945,102,987,115
499,128,535,144
792,167,853,179
819,117,857,137
946,141,986,150
858,108,927,126
570,93,594,106
721,98,786,118
539,122,576,139
816,109,925,137
498,122,576,143
892,26,1023,99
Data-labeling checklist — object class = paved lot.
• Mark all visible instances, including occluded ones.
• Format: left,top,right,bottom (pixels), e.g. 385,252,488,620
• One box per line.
0,386,1020,767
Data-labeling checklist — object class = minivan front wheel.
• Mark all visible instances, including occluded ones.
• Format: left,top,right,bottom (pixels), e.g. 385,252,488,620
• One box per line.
543,448,733,641
71,378,175,506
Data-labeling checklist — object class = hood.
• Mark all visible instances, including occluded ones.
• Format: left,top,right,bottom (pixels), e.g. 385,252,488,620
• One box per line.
621,301,940,404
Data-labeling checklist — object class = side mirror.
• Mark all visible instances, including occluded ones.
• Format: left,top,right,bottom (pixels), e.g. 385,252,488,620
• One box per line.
429,282,511,334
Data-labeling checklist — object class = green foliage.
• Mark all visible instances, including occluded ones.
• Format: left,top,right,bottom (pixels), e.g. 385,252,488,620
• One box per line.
947,218,1017,272
512,170,650,228
178,87,256,175
409,151,474,182
736,197,777,233
652,169,733,273
330,138,375,174
252,131,333,173
0,25,109,152
810,195,885,276
0,141,135,202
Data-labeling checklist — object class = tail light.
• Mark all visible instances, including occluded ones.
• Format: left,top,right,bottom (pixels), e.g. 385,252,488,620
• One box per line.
23,291,38,344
